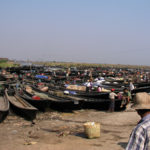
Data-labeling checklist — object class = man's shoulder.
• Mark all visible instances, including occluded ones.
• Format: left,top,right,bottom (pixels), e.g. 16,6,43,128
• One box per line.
127,91,131,95
109,92,115,95
135,119,150,133
126,119,150,150
141,119,150,129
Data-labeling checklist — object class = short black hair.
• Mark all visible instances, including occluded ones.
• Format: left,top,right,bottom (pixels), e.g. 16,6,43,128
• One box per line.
137,109,150,115
124,88,128,91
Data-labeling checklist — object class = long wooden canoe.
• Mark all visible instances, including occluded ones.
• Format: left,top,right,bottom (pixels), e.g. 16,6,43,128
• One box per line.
5,89,38,120
0,96,9,123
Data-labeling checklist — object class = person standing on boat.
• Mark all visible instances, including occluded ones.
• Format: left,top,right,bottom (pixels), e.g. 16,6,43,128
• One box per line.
85,80,91,92
97,85,102,92
16,81,20,90
129,81,135,92
108,89,117,112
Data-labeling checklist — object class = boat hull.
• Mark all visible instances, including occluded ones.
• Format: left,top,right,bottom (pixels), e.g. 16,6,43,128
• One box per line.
9,103,37,121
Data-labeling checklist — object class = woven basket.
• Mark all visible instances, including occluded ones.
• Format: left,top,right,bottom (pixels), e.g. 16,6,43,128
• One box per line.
84,122,100,139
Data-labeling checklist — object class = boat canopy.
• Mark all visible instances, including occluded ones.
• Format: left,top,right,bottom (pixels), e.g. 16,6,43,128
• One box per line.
35,75,48,79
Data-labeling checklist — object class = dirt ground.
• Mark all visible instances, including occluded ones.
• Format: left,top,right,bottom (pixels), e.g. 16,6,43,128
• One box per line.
0,109,140,150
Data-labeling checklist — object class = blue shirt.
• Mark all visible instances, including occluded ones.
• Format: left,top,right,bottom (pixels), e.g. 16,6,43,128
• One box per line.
126,114,150,150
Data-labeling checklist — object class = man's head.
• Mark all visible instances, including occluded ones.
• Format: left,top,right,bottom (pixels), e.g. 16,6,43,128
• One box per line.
136,109,150,118
132,92,150,118
123,88,128,93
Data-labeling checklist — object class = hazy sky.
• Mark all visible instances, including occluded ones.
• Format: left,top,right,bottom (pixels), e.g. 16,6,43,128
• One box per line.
0,0,150,65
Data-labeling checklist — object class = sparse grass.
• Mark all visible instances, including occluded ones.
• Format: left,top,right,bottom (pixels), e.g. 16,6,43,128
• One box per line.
32,61,150,69
0,61,19,68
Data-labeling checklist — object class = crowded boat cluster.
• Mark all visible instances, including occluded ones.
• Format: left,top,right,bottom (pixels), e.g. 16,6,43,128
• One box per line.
0,65,150,122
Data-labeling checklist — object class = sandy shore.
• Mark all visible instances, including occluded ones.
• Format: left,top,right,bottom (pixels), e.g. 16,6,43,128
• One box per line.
0,109,140,150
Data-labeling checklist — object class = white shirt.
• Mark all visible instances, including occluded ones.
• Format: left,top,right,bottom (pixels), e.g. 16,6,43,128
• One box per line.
130,83,135,91
109,92,117,100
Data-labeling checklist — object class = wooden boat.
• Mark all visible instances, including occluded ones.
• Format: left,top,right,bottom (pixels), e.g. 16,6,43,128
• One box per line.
134,82,150,88
31,85,83,102
102,82,127,88
0,95,9,123
32,85,124,111
76,91,110,99
5,89,38,120
131,86,150,94
20,83,123,111
17,85,52,111
28,85,85,111
81,98,123,110
18,92,50,112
